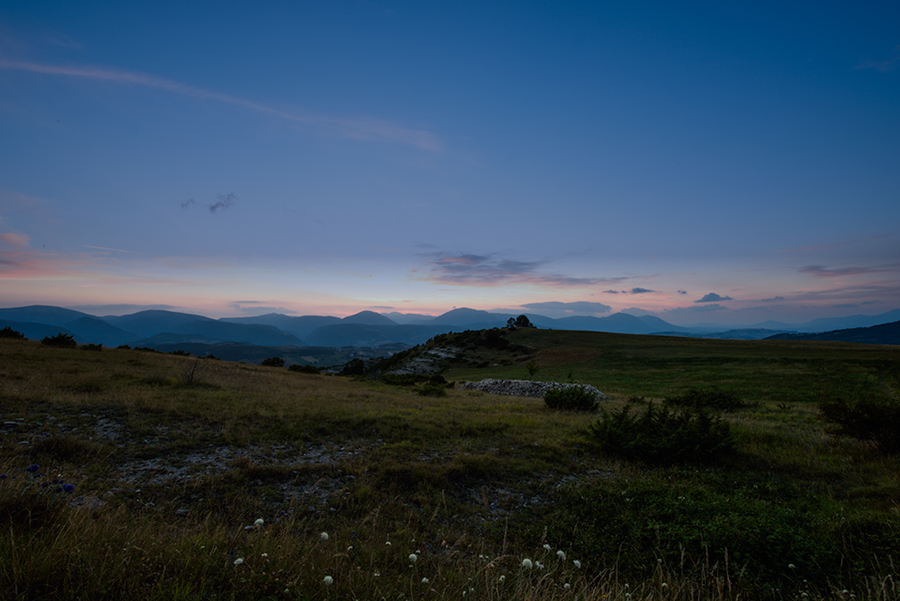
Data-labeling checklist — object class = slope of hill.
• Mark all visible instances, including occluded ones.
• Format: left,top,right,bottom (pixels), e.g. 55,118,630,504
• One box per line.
64,316,139,347
0,319,77,341
0,305,90,326
220,314,341,339
103,310,215,337
766,320,900,345
305,323,453,347
342,310,397,326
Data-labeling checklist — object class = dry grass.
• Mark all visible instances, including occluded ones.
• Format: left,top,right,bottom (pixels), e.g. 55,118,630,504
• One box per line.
1,337,898,599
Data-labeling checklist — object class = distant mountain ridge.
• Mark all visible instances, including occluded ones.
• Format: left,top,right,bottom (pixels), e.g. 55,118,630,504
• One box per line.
1,305,899,353
765,320,900,345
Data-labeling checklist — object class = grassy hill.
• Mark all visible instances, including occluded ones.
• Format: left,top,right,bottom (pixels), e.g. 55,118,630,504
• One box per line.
1,333,898,600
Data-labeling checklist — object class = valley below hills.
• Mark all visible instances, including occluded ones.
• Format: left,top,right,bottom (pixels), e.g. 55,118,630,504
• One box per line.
1,305,898,368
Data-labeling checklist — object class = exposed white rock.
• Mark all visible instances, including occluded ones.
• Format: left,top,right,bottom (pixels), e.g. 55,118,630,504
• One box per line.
459,378,606,400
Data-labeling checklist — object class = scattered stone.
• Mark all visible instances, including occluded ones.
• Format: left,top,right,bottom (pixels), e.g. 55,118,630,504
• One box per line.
70,496,106,510
459,378,606,399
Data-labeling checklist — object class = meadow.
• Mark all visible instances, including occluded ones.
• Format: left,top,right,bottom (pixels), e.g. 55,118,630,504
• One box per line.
1,329,898,600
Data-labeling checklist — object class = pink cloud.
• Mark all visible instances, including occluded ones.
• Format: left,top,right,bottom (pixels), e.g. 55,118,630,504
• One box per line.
0,232,29,248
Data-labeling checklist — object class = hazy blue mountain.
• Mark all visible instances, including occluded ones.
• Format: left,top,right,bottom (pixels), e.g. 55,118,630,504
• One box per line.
430,308,503,326
220,314,340,338
749,310,900,334
103,310,214,337
4,304,899,349
0,319,77,341
305,323,454,347
766,320,900,345
168,321,304,346
0,305,90,326
342,311,398,326
131,333,231,346
636,314,689,332
553,313,659,334
97,310,302,346
64,316,138,347
656,328,788,340
381,312,437,324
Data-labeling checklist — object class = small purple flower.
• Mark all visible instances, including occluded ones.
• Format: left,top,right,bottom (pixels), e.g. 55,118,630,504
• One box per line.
62,483,75,494
0,474,7,480
25,464,40,473
40,482,49,489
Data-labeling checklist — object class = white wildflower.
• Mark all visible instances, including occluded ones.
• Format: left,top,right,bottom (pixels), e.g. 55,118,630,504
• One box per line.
422,577,429,584
522,558,533,569
573,560,582,569
557,550,566,561
536,561,544,569
409,553,418,564
323,575,333,585
499,575,506,583
254,518,264,527
543,543,552,551
233,557,244,565
320,532,329,541
564,583,571,590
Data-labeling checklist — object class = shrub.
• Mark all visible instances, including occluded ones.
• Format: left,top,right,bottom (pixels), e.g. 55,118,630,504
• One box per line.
818,397,900,454
544,385,600,411
588,402,736,465
40,333,76,348
0,326,25,339
664,387,747,411
381,373,422,386
288,363,320,374
525,359,540,377
261,356,285,367
80,343,102,351
340,358,366,376
418,383,447,397
170,349,191,356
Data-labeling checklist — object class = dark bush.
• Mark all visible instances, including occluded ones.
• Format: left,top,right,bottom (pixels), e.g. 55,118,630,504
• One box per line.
261,356,285,367
544,385,600,411
418,383,447,397
40,333,76,348
170,349,191,356
818,397,900,454
0,326,25,339
80,343,102,351
340,358,367,376
664,387,747,411
382,373,423,386
428,374,448,386
588,402,736,465
288,363,320,374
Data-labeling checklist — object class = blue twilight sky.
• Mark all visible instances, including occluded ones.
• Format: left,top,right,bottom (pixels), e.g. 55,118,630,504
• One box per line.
1,1,898,325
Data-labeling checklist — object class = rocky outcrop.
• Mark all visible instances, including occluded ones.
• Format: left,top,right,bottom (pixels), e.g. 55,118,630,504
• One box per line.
459,378,606,399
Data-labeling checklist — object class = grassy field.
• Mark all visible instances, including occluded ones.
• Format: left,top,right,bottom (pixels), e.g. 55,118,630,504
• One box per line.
1,332,898,600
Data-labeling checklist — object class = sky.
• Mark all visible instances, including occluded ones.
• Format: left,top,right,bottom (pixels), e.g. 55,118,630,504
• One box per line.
1,1,898,326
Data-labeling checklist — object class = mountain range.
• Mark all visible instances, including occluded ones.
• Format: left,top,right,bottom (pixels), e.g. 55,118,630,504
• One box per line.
2,305,898,360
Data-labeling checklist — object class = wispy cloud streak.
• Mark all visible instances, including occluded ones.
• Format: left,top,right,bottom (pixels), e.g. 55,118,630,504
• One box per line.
799,264,900,278
417,253,623,287
0,59,442,152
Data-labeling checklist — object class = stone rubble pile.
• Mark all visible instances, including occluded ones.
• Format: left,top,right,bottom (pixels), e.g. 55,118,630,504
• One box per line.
459,378,607,400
